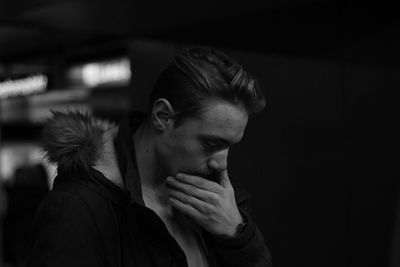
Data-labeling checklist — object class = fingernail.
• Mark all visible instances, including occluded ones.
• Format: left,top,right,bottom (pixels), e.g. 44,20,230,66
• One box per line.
176,173,183,179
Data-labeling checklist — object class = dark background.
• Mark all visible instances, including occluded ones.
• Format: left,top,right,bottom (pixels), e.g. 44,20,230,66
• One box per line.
1,1,399,267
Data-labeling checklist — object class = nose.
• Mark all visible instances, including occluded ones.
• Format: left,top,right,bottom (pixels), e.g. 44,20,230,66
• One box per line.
208,148,228,172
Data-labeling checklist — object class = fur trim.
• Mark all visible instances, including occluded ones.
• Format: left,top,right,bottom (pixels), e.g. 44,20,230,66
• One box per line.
40,110,116,173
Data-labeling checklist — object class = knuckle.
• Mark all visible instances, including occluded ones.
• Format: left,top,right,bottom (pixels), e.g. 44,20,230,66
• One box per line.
187,184,197,193
181,194,190,203
202,205,214,215
215,187,224,194
180,184,195,195
208,196,219,205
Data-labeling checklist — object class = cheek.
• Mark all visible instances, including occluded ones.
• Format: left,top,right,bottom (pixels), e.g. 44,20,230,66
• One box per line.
171,141,200,163
164,134,208,171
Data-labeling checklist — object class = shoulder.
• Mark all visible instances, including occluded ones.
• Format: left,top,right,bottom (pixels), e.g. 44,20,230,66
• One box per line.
35,184,94,225
28,183,108,267
31,178,111,249
34,176,107,226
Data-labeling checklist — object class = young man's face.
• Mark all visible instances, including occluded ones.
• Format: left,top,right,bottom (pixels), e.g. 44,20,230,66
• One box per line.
157,100,248,182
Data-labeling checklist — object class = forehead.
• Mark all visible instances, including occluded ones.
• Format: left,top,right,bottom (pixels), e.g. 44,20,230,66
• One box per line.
177,101,249,143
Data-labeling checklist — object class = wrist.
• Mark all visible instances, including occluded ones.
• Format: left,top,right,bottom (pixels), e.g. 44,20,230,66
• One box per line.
211,209,254,249
224,213,246,238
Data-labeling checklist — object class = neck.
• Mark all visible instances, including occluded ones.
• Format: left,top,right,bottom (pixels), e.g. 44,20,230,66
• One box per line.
133,121,169,202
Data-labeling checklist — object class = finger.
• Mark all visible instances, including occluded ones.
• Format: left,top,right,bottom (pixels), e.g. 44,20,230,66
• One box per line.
175,173,222,193
219,169,232,188
207,160,230,187
168,188,214,215
166,176,218,202
169,196,204,221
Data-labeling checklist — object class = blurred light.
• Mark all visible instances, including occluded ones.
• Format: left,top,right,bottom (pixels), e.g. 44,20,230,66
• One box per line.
0,142,57,187
68,58,131,88
0,74,48,99
0,89,90,123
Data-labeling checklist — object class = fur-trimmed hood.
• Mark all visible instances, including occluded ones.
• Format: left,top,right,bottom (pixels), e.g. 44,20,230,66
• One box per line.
40,110,122,186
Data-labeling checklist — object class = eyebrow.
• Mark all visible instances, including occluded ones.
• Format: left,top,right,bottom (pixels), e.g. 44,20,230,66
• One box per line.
198,134,237,146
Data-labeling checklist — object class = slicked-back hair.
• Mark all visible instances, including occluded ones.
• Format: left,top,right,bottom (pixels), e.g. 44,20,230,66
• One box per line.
148,47,266,127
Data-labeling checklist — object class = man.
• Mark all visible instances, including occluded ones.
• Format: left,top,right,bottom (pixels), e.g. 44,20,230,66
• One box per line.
27,47,271,266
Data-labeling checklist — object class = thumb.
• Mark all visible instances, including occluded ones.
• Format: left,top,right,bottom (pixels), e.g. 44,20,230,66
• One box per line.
219,169,231,188
208,160,231,188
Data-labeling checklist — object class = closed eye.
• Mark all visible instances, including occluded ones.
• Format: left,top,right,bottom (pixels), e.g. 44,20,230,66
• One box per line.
202,140,228,152
198,134,237,153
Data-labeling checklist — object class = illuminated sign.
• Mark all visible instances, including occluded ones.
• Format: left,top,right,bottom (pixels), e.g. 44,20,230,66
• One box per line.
0,74,48,99
68,58,131,88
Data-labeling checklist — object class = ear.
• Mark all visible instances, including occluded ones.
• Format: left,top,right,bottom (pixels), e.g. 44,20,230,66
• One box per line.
151,98,175,131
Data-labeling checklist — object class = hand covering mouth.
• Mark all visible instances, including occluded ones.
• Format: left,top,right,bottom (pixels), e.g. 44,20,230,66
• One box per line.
182,170,220,184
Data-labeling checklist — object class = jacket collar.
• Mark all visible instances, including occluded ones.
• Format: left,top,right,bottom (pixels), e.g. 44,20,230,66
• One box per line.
114,111,147,205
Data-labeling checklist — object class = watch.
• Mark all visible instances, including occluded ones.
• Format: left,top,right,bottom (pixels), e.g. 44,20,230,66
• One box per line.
235,218,247,236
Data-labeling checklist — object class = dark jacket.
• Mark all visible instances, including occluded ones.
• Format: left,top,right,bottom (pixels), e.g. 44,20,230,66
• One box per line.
27,111,271,267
